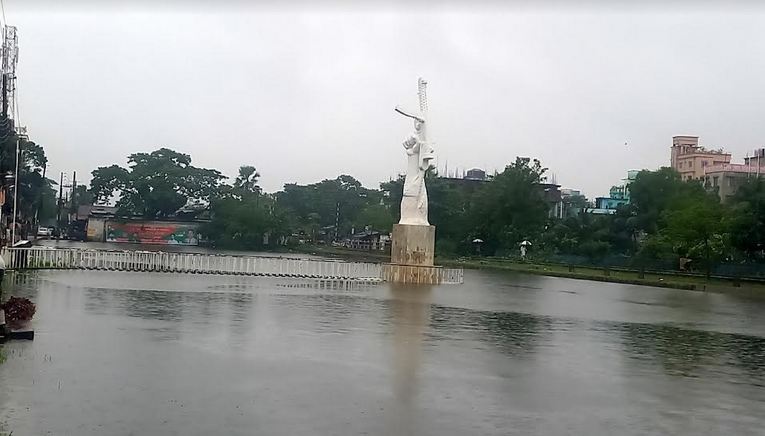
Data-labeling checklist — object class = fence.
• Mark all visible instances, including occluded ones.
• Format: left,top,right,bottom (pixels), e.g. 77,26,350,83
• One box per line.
338,240,391,251
485,253,765,283
0,247,464,284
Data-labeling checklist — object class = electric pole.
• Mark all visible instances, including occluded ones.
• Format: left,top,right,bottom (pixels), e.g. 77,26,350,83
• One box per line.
56,172,63,240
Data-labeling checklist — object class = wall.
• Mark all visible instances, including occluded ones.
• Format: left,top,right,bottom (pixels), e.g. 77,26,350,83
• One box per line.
86,217,106,242
104,221,203,245
85,219,204,245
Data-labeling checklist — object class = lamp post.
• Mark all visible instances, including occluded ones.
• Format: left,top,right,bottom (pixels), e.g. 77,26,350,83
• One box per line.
2,171,13,245
11,133,26,245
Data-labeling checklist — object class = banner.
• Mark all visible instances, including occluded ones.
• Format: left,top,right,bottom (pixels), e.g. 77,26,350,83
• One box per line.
105,222,201,245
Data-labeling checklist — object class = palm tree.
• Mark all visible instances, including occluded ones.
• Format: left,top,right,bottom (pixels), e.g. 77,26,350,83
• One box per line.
233,166,262,195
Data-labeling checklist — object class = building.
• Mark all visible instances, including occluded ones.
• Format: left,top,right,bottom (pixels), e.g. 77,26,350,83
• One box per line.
586,170,638,214
465,168,487,181
556,188,586,218
703,164,751,202
670,135,731,181
438,167,490,193
703,149,765,202
533,183,564,218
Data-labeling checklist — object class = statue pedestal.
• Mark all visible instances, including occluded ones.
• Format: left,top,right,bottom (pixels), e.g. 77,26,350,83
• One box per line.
390,224,435,267
384,224,446,284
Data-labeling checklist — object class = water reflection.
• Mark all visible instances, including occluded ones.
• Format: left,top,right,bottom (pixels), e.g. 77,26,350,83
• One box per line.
618,321,765,383
226,292,254,343
387,284,431,436
428,306,550,357
86,288,186,322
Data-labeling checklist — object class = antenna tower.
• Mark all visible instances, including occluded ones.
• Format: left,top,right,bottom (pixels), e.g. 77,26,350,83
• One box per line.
1,24,18,125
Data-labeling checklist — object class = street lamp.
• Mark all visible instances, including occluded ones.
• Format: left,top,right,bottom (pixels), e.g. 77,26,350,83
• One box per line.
11,132,27,245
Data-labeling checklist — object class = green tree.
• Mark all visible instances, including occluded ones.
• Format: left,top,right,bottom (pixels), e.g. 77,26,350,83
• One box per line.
204,195,287,249
470,157,549,254
354,203,395,232
90,148,225,218
629,167,705,234
0,135,57,230
233,165,262,196
204,165,287,249
426,173,474,252
277,175,380,239
727,178,765,259
660,195,728,277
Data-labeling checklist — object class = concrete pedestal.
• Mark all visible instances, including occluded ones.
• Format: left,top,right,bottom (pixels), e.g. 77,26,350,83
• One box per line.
390,224,435,267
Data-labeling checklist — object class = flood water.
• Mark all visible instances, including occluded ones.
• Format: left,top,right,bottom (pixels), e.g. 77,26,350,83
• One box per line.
1,269,765,435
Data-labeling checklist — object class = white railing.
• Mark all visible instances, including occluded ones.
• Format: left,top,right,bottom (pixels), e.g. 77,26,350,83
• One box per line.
0,247,464,284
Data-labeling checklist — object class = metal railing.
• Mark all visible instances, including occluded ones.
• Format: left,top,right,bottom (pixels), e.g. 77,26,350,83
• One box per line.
0,247,464,284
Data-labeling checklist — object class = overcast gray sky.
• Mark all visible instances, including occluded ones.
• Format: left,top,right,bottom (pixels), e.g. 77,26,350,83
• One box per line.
8,1,765,198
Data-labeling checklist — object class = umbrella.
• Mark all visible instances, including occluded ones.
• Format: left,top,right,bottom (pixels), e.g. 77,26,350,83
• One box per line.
520,240,532,246
472,238,484,244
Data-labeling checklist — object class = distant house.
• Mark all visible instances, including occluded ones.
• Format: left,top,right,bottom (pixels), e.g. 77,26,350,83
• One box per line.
342,228,390,251
586,170,638,215
465,168,487,181
539,183,563,218
671,135,731,182
702,149,765,202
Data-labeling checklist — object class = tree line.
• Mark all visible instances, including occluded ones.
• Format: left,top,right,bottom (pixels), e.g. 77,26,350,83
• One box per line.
0,116,58,240
83,147,765,271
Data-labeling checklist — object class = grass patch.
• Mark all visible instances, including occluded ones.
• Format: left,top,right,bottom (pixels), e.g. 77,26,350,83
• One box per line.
292,244,765,292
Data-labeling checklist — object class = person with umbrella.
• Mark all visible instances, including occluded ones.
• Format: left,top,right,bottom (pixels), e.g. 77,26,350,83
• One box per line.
520,240,532,259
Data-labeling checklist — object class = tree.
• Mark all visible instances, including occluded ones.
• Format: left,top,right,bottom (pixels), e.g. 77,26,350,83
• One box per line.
426,172,474,251
469,157,549,254
660,195,728,277
204,165,286,249
204,194,287,249
277,175,380,239
90,148,226,218
233,165,262,196
629,167,706,234
0,135,57,231
354,203,395,232
727,178,765,259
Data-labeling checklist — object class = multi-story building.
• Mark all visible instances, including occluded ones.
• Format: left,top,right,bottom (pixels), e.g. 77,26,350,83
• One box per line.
670,135,731,181
588,170,639,214
703,149,765,202
703,164,751,202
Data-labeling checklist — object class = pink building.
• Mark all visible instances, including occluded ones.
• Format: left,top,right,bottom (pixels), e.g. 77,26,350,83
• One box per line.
670,135,731,181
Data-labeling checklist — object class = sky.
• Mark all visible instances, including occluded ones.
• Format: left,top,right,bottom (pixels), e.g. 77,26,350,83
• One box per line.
6,0,765,198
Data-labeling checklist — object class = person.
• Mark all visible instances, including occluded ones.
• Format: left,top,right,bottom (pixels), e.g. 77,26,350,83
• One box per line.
186,229,198,245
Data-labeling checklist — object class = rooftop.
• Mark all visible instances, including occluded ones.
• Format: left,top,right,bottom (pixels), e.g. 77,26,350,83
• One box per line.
705,163,752,174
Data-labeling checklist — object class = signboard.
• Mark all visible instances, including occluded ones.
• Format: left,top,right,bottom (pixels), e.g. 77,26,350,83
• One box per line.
105,222,201,245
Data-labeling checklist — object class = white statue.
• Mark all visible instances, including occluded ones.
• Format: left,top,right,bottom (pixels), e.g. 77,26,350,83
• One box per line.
395,78,435,226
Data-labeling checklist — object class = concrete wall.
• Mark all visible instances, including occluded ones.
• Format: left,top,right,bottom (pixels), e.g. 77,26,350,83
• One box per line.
86,219,204,245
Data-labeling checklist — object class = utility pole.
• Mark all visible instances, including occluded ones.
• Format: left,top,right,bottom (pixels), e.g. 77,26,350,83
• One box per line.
335,202,340,241
56,172,63,240
10,134,22,245
70,171,76,229
33,161,45,228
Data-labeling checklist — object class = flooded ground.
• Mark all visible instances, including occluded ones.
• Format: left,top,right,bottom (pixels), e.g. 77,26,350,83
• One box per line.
1,269,764,435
